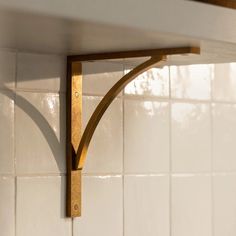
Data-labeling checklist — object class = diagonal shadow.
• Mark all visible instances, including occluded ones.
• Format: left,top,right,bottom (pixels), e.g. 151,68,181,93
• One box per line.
0,86,65,173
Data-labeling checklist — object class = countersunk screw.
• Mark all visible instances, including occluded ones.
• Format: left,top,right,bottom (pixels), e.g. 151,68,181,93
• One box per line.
74,204,79,211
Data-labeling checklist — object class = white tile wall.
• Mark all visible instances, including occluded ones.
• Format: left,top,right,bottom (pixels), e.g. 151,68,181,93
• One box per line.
0,49,236,236
0,50,16,89
124,99,169,173
171,102,211,172
125,66,169,97
172,175,212,236
170,64,212,100
212,63,236,102
213,174,236,236
0,177,15,236
0,91,14,174
124,175,169,236
212,103,236,171
17,53,66,92
82,96,123,174
15,91,66,174
73,176,123,236
16,176,71,236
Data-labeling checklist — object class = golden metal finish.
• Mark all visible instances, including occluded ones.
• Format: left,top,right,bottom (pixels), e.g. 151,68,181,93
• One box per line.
66,46,200,217
68,47,200,62
66,61,82,217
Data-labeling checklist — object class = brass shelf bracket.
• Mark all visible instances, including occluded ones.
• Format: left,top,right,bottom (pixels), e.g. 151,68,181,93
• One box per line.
66,46,200,217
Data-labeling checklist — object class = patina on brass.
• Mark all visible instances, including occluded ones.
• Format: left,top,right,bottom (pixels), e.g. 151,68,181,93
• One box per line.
66,47,200,217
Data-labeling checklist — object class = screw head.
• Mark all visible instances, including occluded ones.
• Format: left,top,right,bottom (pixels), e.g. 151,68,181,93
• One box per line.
74,204,79,211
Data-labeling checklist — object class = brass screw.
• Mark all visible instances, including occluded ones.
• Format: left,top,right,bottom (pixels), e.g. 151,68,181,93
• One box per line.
74,204,79,210
75,92,79,98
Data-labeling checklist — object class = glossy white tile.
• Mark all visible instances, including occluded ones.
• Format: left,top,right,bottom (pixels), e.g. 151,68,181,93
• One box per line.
172,175,212,236
124,99,169,173
82,61,124,95
124,175,169,236
73,176,123,236
17,53,66,92
0,50,16,88
213,174,236,236
0,91,14,174
125,66,169,97
170,64,212,100
82,96,123,174
213,104,236,171
171,102,211,172
0,177,14,236
15,92,66,174
213,63,236,102
17,176,71,236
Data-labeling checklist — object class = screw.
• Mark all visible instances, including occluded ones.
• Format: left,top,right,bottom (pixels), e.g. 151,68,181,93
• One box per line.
74,204,79,211
75,92,79,98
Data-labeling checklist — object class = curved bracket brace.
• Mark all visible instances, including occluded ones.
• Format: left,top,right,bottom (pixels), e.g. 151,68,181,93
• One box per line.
76,55,166,170
66,47,200,217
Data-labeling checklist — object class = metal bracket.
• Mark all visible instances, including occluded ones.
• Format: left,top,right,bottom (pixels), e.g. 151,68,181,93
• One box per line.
66,46,200,217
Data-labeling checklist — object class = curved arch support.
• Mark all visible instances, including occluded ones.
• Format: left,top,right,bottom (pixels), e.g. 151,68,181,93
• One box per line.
76,55,166,170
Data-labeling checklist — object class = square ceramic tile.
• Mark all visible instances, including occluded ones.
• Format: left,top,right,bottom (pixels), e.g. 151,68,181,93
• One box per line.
124,99,169,173
82,96,123,174
213,104,236,171
124,175,169,236
171,102,211,172
17,53,66,92
170,64,212,100
0,50,16,88
213,63,236,102
0,177,15,236
15,92,66,174
73,176,123,236
172,175,212,236
213,174,236,236
17,176,71,236
0,91,14,174
82,61,124,95
124,66,169,97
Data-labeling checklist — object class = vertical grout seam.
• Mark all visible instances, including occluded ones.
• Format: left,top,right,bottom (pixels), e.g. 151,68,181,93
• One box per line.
122,60,125,236
14,50,18,236
168,66,172,236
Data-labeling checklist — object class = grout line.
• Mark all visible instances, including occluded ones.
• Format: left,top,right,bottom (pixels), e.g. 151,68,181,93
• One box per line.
210,66,215,236
14,51,17,236
169,66,172,236
122,62,125,236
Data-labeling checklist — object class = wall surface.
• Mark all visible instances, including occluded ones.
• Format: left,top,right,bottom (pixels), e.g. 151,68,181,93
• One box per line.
0,49,236,236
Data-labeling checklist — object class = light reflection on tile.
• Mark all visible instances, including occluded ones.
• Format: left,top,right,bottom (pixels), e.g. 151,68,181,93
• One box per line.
125,67,169,97
213,63,236,102
124,99,169,173
172,102,211,172
213,103,236,171
170,64,212,100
